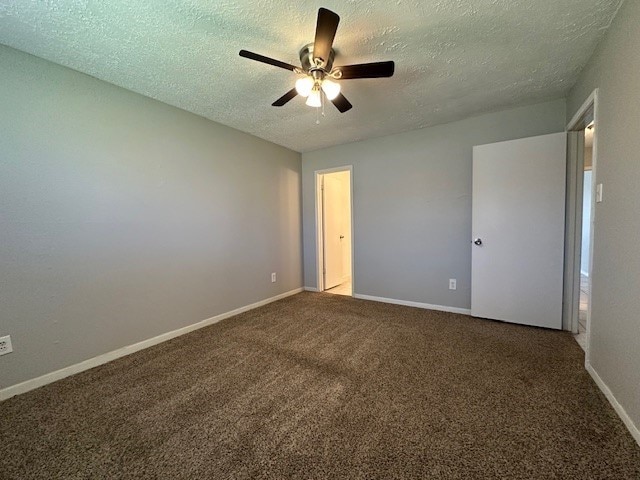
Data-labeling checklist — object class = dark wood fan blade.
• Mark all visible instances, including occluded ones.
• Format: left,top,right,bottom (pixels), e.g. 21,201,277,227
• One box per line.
272,88,298,107
313,8,340,66
336,61,395,79
331,93,352,113
239,50,298,71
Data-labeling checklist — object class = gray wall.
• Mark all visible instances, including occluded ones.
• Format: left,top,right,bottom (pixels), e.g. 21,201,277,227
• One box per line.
0,45,303,389
567,0,640,431
302,99,566,308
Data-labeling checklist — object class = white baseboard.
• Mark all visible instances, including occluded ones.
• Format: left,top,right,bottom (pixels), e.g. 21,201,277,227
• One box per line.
0,287,303,402
353,293,472,315
580,270,590,278
586,363,640,446
304,286,320,292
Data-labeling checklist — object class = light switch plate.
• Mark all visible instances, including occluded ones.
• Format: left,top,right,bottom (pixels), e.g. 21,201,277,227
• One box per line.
596,183,603,203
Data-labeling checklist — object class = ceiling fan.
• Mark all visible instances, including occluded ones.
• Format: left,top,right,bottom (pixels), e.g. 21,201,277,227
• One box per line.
239,8,395,114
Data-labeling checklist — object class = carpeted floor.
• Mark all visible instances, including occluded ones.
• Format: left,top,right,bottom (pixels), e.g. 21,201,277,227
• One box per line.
1,292,639,479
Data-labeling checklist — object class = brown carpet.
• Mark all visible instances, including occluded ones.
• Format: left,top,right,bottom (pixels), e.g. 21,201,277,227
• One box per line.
1,292,639,479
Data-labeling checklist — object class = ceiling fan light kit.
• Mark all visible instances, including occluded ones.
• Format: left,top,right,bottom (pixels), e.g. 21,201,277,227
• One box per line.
239,7,395,118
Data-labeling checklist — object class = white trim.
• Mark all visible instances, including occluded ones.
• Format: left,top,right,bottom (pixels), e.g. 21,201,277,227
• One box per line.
314,166,354,296
580,270,589,278
587,363,640,446
304,286,320,292
567,89,597,131
562,131,581,333
0,287,303,401
313,165,355,175
353,293,472,315
315,172,325,292
566,88,599,366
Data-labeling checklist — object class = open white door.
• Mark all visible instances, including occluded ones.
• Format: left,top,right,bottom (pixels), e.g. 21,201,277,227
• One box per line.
472,132,566,329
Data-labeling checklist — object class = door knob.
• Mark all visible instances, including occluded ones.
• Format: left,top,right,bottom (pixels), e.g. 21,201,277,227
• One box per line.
473,238,482,246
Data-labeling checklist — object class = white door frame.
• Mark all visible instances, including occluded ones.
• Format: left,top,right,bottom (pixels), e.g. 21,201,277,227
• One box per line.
564,88,598,364
315,166,354,294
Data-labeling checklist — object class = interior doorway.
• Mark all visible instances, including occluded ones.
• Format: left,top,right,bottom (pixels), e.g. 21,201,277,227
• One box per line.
576,123,595,349
564,89,598,357
315,167,353,296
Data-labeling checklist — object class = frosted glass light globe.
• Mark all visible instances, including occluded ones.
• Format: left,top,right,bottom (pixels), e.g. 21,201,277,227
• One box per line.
295,77,314,97
305,89,322,107
321,79,341,100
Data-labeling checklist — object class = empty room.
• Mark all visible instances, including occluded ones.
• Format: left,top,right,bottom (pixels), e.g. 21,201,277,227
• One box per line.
1,1,640,478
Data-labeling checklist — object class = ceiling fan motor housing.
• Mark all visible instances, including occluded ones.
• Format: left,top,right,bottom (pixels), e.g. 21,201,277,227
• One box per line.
300,43,335,74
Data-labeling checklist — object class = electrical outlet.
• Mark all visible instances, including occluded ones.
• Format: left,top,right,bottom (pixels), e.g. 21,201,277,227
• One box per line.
0,335,13,356
271,272,277,283
449,279,457,290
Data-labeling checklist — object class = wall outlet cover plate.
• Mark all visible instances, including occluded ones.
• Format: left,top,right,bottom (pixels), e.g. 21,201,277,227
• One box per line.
0,335,13,355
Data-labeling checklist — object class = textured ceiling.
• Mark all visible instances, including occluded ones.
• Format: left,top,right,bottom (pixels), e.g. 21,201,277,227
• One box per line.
0,0,622,152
